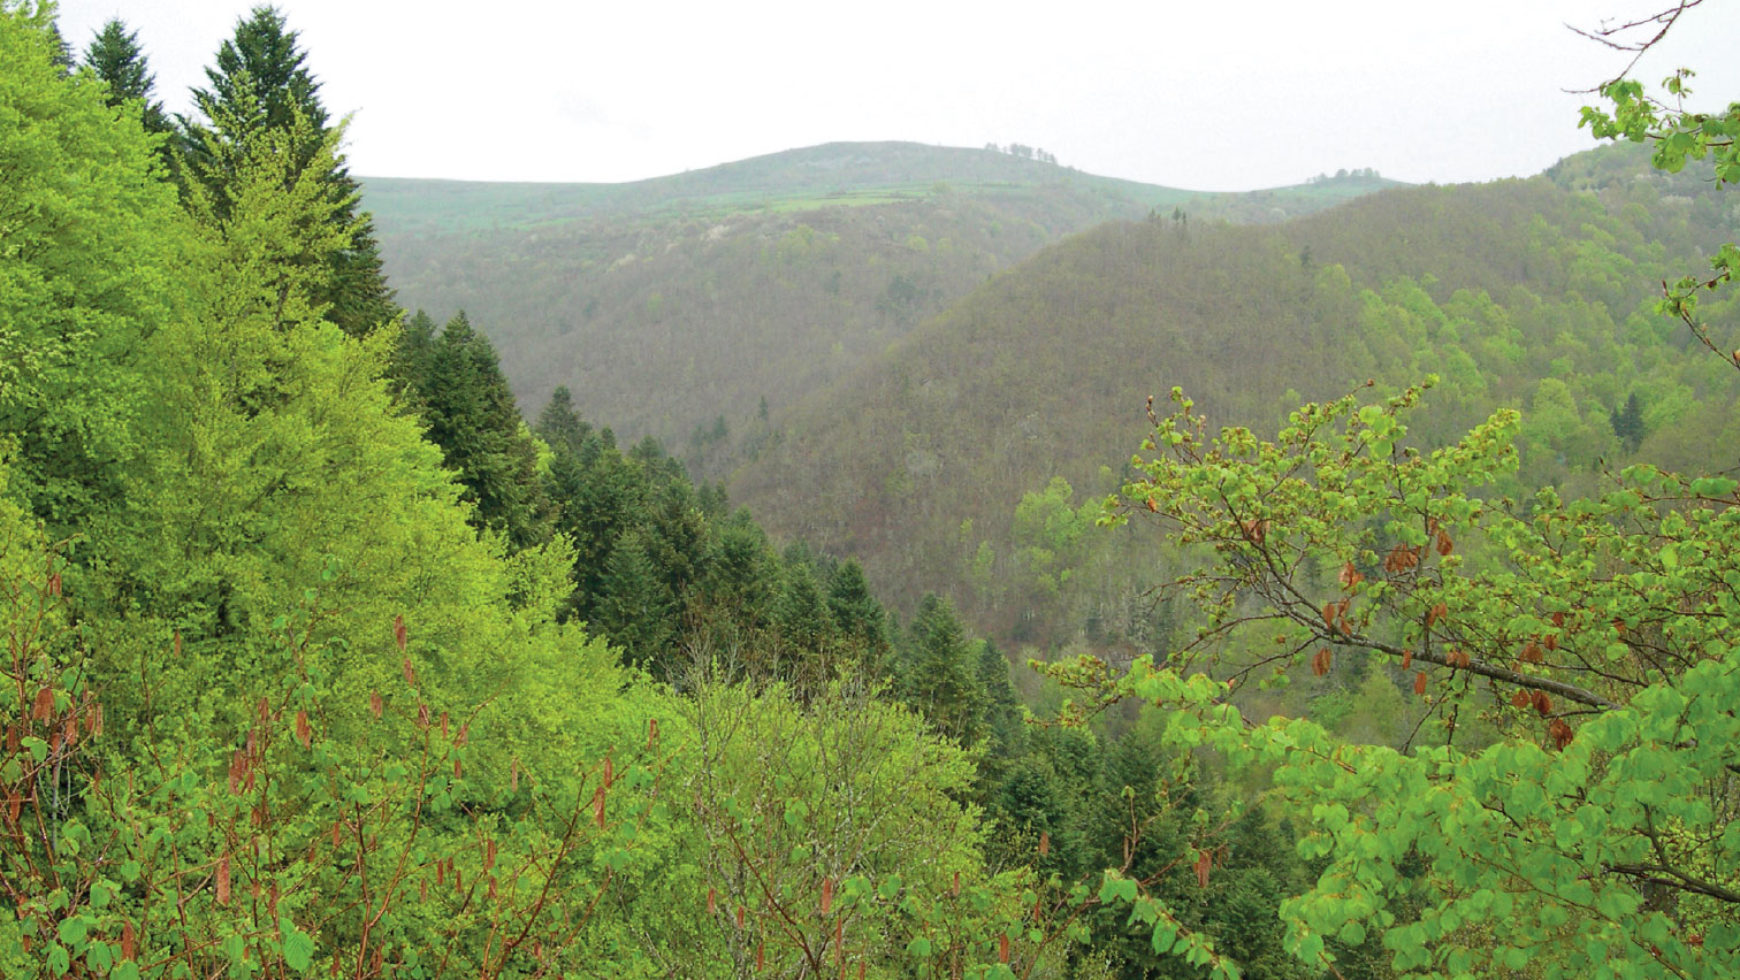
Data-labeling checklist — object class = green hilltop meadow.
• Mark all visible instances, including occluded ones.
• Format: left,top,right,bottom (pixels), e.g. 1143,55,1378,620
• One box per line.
4,3,1740,979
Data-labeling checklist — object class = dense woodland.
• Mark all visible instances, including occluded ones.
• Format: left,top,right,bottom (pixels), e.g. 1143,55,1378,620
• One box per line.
3,2,1739,979
368,145,1393,451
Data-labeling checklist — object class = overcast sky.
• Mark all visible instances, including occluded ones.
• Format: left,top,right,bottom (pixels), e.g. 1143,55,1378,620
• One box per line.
52,0,1740,192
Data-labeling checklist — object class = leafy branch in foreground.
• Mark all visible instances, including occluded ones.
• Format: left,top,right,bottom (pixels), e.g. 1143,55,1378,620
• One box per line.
1576,1,1740,369
1046,381,1740,977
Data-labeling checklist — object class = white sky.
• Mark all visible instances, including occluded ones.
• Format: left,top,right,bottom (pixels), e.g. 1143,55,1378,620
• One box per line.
52,0,1740,192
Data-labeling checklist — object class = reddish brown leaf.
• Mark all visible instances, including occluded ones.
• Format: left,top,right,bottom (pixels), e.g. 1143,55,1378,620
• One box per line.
1435,529,1454,556
1401,649,1413,670
822,877,834,915
510,758,520,792
403,657,416,687
1311,647,1331,677
1521,641,1544,664
736,904,746,929
216,856,231,906
484,838,497,871
46,572,60,597
1144,497,1159,513
707,887,717,915
647,717,659,750
1038,831,1050,856
1413,672,1427,696
1549,718,1574,749
1533,691,1553,717
393,614,408,652
1551,611,1566,628
487,875,497,899
121,920,136,961
1511,690,1532,709
369,691,383,719
85,702,102,736
1321,601,1337,629
593,785,606,828
1338,562,1363,589
32,687,53,722
999,933,1011,963
756,942,764,971
1241,518,1268,544
952,871,961,897
294,710,311,749
174,631,182,658
604,756,614,789
1544,633,1559,651
1194,849,1212,888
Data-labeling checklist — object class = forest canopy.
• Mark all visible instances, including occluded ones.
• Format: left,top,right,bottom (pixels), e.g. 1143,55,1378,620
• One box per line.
2,2,1739,979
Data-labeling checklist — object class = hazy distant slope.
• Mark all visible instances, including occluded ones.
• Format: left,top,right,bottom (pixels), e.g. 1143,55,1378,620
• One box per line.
364,142,1398,445
728,149,1740,633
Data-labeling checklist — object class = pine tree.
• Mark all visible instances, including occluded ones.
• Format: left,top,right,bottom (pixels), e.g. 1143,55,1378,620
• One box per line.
407,312,551,550
1609,390,1646,452
178,5,395,337
826,559,890,669
897,593,985,745
535,386,592,455
81,18,170,136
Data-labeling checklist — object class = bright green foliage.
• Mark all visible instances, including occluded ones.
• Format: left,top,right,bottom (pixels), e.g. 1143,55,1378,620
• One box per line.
1064,380,1740,977
669,680,1013,976
1582,64,1740,366
0,4,184,532
80,18,170,136
178,5,396,338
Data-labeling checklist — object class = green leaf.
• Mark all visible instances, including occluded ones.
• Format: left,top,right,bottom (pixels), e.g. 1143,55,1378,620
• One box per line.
906,937,932,958
283,928,315,972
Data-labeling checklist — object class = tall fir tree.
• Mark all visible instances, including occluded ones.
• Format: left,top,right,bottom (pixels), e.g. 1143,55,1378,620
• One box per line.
81,18,170,137
400,312,551,550
897,593,986,745
177,5,395,337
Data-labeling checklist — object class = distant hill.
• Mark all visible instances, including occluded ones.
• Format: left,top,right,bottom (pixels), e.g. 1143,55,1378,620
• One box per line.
364,141,1399,450
726,144,1740,644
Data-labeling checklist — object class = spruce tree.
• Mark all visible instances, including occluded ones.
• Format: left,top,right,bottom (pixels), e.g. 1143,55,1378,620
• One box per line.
178,5,395,337
535,386,592,455
897,593,985,745
81,18,170,136
409,312,550,550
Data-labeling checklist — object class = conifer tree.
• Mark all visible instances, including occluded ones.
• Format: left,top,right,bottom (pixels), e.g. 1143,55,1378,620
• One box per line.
178,5,395,337
81,18,170,136
897,593,985,745
407,312,551,550
826,559,891,669
536,385,592,455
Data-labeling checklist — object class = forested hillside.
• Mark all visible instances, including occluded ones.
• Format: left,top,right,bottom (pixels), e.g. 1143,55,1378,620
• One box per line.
5,3,1740,979
732,148,1740,649
367,144,1395,451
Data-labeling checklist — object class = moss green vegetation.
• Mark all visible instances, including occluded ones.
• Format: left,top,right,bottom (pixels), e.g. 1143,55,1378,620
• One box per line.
732,145,1740,655
365,144,1399,453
